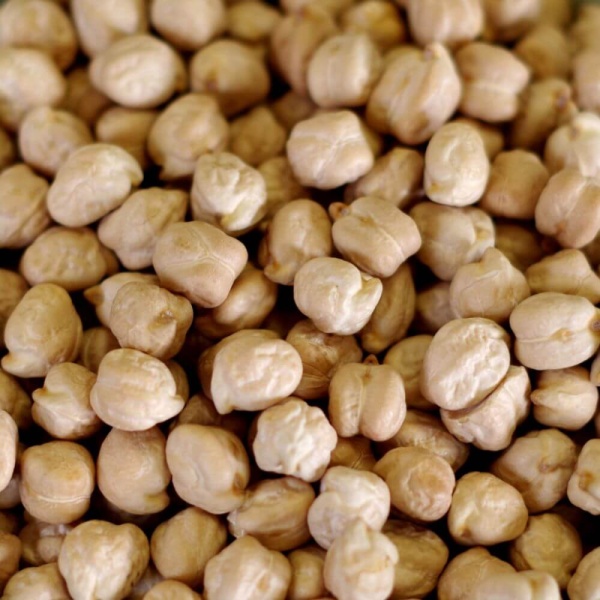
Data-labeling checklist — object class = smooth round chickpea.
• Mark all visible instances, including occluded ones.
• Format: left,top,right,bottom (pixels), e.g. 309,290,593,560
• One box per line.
515,24,570,80
253,398,337,482
471,570,561,600
568,547,600,600
495,223,545,273
0,533,21,593
228,477,315,551
59,520,149,600
20,441,94,524
307,466,389,550
2,284,82,379
0,411,17,494
448,472,528,545
258,156,308,219
3,562,70,600
166,424,250,514
415,282,457,335
567,439,600,515
330,436,377,471
288,545,327,600
340,1,405,52
19,518,73,566
0,368,31,429
144,580,202,600
151,507,227,588
227,1,282,44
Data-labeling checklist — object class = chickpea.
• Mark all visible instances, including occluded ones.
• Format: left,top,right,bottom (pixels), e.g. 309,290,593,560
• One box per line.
495,223,545,273
60,67,112,127
540,0,571,26
281,0,353,16
271,91,317,133
0,411,17,495
567,439,600,515
2,284,82,379
491,428,577,513
227,1,282,44
570,5,600,53
0,126,15,172
0,512,17,535
515,24,570,80
288,545,327,600
330,436,377,471
19,518,73,566
128,566,163,600
568,547,600,600
573,50,600,114
472,570,561,600
59,520,149,600
0,533,21,593
3,562,70,600
482,0,540,42
144,580,202,600
190,39,270,116
0,368,31,429
258,156,308,219
415,282,457,335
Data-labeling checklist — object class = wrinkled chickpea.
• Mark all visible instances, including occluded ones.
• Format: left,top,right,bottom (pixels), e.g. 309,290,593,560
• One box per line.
271,90,317,132
330,435,377,471
19,518,73,566
568,547,600,600
60,66,111,127
257,156,308,219
567,439,600,515
494,223,546,273
415,282,457,335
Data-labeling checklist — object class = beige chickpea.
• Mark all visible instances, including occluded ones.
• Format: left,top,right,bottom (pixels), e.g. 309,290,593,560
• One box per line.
0,271,27,350
441,366,530,452
0,411,17,494
366,43,461,145
281,0,353,15
18,106,92,177
294,257,382,336
384,520,448,600
510,292,600,370
153,221,248,308
191,152,267,235
340,1,405,52
151,507,226,588
0,368,31,429
148,94,229,180
531,367,598,430
32,362,100,440
90,34,186,109
0,126,15,171
19,518,73,566
0,511,17,535
2,284,82,379
330,436,377,471
0,164,49,249
0,532,21,593
510,513,582,589
410,202,495,281
151,0,226,51
379,410,470,472
204,535,291,600
285,319,362,400
568,547,600,600
480,150,549,220
374,447,455,522
323,519,398,600
91,348,185,431
144,580,202,600
482,0,540,42
495,223,545,273
20,441,94,524
227,1,282,44
3,562,70,600
491,428,577,513
166,424,249,514
448,472,528,545
570,5,600,53
228,477,315,551
515,25,570,80
253,398,337,482
329,359,405,442
190,39,270,116
123,565,163,600
415,282,457,335
258,156,308,219
539,0,571,26
287,110,374,189
573,50,600,114
472,570,561,600
288,545,327,600
0,466,20,511
0,48,65,131
59,520,149,600
60,67,112,127
271,91,317,133
567,439,600,515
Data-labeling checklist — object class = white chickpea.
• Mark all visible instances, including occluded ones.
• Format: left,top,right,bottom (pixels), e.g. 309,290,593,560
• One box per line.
567,439,600,515
568,547,600,600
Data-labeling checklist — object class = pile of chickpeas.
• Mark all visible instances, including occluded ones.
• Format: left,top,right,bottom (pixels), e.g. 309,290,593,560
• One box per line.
2,0,600,598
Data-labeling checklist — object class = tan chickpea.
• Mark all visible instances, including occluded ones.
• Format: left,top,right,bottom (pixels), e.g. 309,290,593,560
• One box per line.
567,439,600,515
253,398,337,482
510,292,600,370
374,447,455,522
153,221,248,308
20,441,94,524
340,1,405,52
2,284,82,379
0,48,66,131
144,580,202,600
515,24,570,80
323,519,398,600
18,106,92,177
227,1,282,44
384,520,449,600
570,5,600,53
281,0,353,15
0,164,49,249
151,0,226,51
491,428,577,513
415,282,457,335
495,223,545,273
0,368,31,429
568,547,600,600
204,535,291,600
191,152,267,235
472,570,561,600
271,91,317,134
32,362,100,440
126,565,163,600
573,50,600,114
190,39,270,116
0,532,21,593
60,67,112,127
0,411,17,495
3,562,70,600
166,424,249,514
330,436,377,471
482,0,540,42
0,126,15,172
258,156,308,219
366,43,461,145
228,477,315,551
288,545,327,600
59,520,149,600
410,202,495,281
379,410,470,472
480,150,549,220
19,518,73,566
91,348,185,431
0,511,17,535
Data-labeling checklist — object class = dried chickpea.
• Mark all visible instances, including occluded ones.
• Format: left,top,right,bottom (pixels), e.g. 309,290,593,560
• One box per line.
567,439,600,515
514,24,570,80
323,519,398,600
60,67,112,127
31,362,100,440
0,532,21,593
253,398,337,482
190,39,270,116
0,368,31,429
383,520,449,600
329,436,377,471
509,513,582,589
281,0,353,15
153,221,248,308
3,562,70,600
510,292,600,370
203,535,291,600
20,441,94,524
2,284,82,379
0,126,15,171
227,1,282,44
287,110,374,189
59,520,149,600
568,547,600,600
0,512,17,535
0,48,66,131
19,518,73,566
258,156,308,219
287,545,327,600
0,411,17,494
340,1,405,52
271,91,317,133
228,477,315,551
495,223,545,273
482,0,540,41
0,471,20,511
144,580,202,600
471,570,561,600
454,116,505,159
0,164,49,249
573,50,600,114
91,348,185,431
128,566,163,600
570,5,600,53
491,428,577,513
150,0,226,51
166,424,249,514
415,282,457,335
